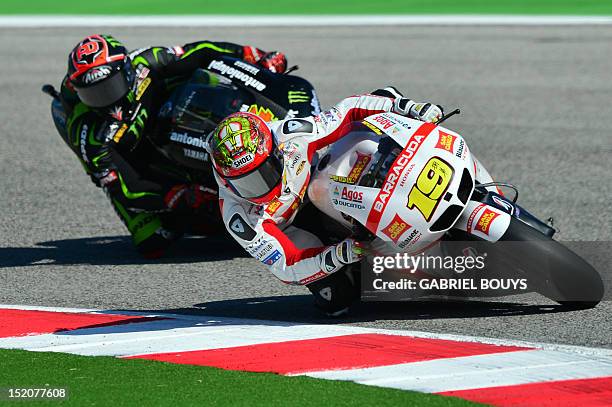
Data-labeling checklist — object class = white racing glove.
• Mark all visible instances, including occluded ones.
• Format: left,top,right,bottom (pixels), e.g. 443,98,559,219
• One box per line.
320,238,366,274
393,98,443,123
335,238,365,264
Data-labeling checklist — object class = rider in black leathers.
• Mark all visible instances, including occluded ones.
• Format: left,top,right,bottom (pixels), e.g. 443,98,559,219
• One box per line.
52,34,288,258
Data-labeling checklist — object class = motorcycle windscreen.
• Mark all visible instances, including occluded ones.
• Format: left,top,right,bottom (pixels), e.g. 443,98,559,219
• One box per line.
163,83,250,134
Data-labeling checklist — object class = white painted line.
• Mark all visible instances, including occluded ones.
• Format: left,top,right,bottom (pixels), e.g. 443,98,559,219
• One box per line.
2,304,612,395
0,318,368,357
2,304,611,357
303,350,612,392
1,15,612,27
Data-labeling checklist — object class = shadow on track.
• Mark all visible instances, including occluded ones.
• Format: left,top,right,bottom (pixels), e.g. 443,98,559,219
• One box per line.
53,297,582,337
0,235,248,268
144,295,575,325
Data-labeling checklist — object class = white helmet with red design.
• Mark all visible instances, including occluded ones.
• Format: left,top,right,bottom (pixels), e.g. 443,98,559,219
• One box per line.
209,112,284,204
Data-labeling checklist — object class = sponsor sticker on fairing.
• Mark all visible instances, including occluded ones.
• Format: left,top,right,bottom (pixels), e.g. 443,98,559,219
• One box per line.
475,208,500,235
288,90,310,104
435,130,457,153
365,122,436,232
246,105,277,122
183,149,208,161
362,120,383,135
455,139,465,158
170,131,207,149
340,187,363,203
332,186,367,210
381,214,410,244
398,228,421,249
233,60,260,75
466,203,485,233
207,60,266,91
330,175,355,184
370,115,395,130
347,153,371,182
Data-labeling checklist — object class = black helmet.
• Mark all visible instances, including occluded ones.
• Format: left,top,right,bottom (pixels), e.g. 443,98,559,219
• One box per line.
67,34,132,108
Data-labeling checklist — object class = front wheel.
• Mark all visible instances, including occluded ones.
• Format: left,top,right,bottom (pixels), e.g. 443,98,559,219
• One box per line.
497,219,604,308
447,219,604,309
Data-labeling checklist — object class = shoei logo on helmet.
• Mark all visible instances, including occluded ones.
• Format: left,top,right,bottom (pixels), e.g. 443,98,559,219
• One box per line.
233,153,254,169
84,65,112,84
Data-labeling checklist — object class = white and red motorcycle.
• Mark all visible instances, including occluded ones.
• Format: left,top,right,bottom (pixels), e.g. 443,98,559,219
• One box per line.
307,110,604,308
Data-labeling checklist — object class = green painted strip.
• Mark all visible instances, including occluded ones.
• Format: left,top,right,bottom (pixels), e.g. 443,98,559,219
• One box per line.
1,0,611,15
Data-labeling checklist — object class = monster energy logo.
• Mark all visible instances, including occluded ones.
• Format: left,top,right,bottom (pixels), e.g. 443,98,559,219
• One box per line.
102,35,122,48
128,107,148,140
288,90,310,104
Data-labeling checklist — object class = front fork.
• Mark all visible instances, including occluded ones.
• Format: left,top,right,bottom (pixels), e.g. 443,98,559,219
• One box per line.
454,156,555,242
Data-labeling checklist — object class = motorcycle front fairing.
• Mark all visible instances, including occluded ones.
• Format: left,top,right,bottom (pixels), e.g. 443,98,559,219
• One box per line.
150,73,253,173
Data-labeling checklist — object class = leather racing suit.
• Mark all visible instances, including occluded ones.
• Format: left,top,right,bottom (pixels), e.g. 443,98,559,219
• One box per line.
53,41,293,257
216,89,415,311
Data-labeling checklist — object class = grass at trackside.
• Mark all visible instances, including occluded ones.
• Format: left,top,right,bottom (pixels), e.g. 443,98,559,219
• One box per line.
0,349,482,406
1,0,612,15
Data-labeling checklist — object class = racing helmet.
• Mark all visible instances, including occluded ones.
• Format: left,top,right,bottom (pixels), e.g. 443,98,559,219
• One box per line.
209,112,284,204
67,34,132,108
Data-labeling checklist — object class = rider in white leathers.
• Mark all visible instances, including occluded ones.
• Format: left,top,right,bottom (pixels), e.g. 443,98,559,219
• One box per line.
208,87,443,315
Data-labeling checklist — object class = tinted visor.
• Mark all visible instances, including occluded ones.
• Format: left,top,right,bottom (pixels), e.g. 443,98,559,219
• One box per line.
225,152,284,200
74,67,130,108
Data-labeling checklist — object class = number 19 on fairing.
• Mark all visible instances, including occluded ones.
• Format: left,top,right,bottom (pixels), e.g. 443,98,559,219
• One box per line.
407,157,454,221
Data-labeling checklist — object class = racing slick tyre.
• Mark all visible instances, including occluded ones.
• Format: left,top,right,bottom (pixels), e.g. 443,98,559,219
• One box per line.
496,218,604,309
447,218,604,309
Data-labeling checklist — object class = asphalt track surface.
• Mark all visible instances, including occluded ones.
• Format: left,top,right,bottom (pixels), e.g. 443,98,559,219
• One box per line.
0,26,610,348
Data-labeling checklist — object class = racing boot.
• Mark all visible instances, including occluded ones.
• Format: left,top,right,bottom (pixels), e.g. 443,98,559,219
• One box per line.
307,266,360,317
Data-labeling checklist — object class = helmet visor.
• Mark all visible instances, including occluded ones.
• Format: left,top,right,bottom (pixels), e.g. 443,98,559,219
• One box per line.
225,152,283,200
74,67,130,108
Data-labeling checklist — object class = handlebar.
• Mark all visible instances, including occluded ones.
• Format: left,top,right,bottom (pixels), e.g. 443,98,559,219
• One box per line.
436,108,460,125
284,65,299,75
42,84,60,101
